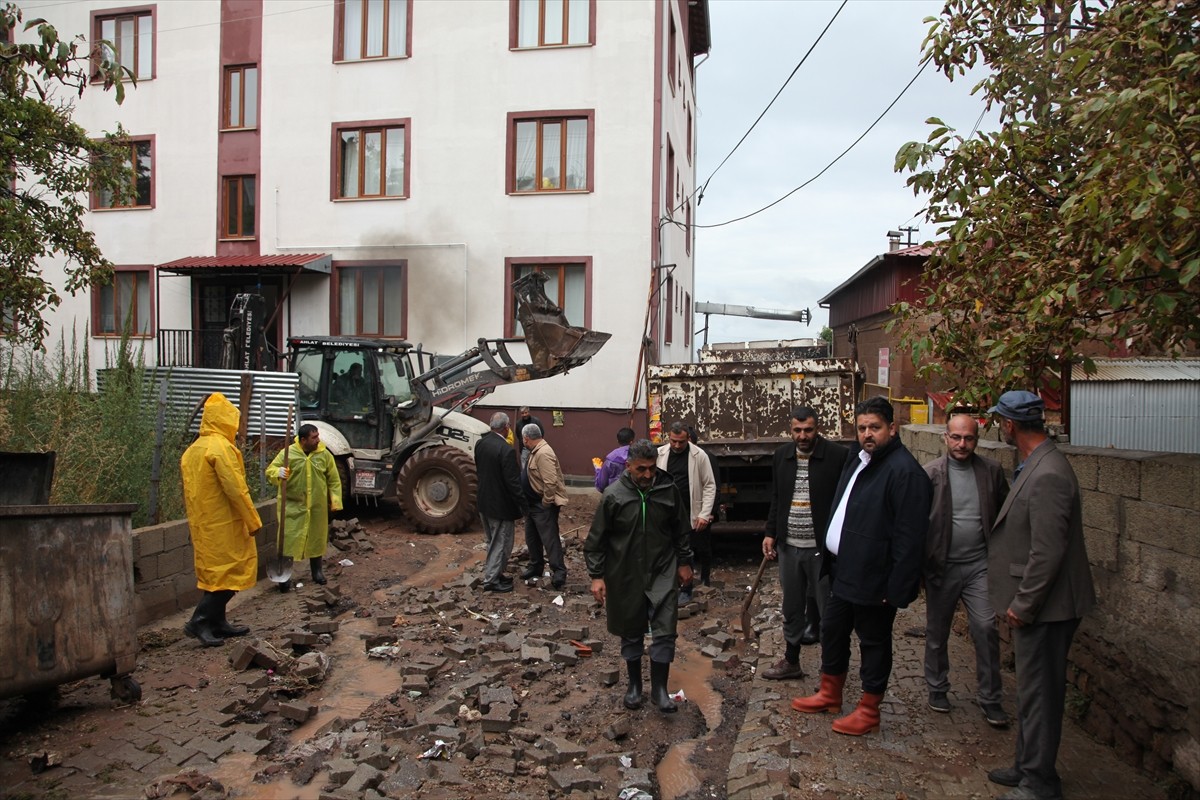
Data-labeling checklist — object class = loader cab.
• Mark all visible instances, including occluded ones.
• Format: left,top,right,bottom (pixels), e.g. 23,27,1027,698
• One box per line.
289,336,416,451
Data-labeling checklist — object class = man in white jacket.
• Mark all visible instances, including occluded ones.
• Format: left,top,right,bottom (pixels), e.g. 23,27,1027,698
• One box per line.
657,421,717,603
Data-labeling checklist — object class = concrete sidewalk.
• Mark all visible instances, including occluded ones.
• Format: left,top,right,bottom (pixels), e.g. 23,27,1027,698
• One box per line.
728,583,1165,800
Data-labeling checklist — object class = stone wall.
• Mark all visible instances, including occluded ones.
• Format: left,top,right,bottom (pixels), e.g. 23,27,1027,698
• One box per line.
131,500,279,626
903,425,1200,793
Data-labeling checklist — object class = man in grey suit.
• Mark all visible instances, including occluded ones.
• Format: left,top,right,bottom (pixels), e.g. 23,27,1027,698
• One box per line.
986,391,1096,800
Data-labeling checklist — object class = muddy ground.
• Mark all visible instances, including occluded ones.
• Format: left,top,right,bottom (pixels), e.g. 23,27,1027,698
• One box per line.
0,488,768,800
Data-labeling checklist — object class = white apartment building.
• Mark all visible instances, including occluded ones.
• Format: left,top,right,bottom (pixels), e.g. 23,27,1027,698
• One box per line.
13,0,710,473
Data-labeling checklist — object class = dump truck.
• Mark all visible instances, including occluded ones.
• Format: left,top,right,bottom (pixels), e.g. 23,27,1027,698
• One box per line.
279,273,609,534
646,341,860,534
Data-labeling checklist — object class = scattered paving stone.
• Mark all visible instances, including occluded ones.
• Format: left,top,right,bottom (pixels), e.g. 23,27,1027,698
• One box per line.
548,767,603,792
309,620,339,634
279,701,316,722
325,757,357,785
481,703,517,733
602,717,632,741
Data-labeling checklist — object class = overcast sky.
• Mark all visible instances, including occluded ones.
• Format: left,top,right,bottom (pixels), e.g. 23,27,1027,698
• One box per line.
692,0,992,347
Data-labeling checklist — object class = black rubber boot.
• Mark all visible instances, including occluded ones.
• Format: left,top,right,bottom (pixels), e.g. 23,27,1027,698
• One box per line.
310,557,326,585
211,589,249,638
700,561,712,587
183,592,223,647
650,660,677,713
277,579,291,593
623,659,644,710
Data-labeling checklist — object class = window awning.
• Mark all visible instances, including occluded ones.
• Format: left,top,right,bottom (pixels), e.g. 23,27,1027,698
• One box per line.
156,254,331,275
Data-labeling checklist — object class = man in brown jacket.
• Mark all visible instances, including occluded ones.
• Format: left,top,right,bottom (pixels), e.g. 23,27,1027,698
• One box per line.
520,423,568,589
923,412,1009,725
986,391,1095,800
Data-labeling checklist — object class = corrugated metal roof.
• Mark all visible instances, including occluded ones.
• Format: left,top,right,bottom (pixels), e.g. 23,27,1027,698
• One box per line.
1072,358,1200,382
157,254,331,274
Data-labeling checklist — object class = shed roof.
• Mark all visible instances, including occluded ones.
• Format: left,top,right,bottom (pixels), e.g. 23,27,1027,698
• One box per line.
1072,358,1200,382
157,254,331,274
817,244,933,306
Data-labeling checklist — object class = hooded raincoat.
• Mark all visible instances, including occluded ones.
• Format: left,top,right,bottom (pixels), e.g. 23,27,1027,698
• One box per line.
266,438,343,559
181,393,263,591
584,469,693,640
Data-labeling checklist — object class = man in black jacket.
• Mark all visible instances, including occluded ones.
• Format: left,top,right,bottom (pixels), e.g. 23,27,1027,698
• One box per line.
792,396,932,736
474,412,528,592
761,406,848,680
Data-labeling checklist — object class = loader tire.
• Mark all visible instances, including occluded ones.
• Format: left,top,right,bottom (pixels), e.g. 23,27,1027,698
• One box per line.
397,446,478,534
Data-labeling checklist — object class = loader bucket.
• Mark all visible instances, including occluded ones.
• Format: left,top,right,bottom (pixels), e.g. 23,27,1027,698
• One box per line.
514,273,611,375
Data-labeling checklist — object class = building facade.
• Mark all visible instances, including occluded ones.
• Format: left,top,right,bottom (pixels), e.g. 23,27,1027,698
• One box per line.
15,0,710,472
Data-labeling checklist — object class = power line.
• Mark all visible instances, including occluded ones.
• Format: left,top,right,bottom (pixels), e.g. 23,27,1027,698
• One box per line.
680,0,848,215
686,58,932,230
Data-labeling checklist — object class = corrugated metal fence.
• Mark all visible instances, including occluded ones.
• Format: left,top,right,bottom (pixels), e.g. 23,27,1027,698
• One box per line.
1071,360,1200,454
99,367,299,436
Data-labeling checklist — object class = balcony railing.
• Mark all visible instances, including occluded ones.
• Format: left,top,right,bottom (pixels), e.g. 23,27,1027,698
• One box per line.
158,328,225,369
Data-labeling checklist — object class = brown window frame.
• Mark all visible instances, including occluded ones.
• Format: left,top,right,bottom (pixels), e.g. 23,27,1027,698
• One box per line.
91,6,156,82
667,14,676,95
503,257,592,337
334,0,412,62
510,0,595,49
331,119,411,200
92,135,154,210
222,64,258,130
92,265,155,338
220,175,256,240
333,262,407,338
507,110,595,194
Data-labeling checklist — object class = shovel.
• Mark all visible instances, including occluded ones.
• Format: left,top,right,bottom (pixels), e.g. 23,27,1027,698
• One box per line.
267,405,294,583
738,555,771,642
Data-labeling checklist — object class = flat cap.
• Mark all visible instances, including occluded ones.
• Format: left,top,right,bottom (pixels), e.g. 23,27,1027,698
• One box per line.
987,390,1044,422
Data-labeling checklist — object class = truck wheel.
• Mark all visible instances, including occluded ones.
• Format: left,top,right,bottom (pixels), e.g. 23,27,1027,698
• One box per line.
396,446,478,534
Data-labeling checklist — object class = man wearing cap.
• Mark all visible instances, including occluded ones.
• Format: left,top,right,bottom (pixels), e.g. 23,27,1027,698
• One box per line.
986,391,1096,800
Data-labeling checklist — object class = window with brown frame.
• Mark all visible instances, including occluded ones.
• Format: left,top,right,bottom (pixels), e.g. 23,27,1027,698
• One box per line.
222,65,258,129
684,291,691,346
664,274,674,344
508,261,587,336
335,122,408,199
337,0,409,61
686,105,693,164
95,9,154,81
93,268,152,336
510,113,592,193
685,201,692,255
667,14,676,94
514,0,591,48
666,137,675,208
93,138,153,209
336,264,405,336
221,175,256,239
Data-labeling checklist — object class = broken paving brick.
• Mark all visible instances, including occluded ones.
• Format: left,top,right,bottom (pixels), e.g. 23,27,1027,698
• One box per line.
602,717,632,741
706,631,735,651
520,644,551,663
547,767,603,792
229,641,257,671
534,735,587,765
480,704,517,733
478,685,515,712
286,631,320,647
278,701,316,722
713,651,741,670
598,667,620,686
308,620,339,634
700,644,723,658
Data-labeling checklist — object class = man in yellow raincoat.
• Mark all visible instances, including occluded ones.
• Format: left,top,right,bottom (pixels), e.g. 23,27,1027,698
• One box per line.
266,424,343,591
181,393,263,647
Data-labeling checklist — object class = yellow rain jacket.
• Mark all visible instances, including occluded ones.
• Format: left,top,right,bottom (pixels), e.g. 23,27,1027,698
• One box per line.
181,393,262,591
266,438,343,559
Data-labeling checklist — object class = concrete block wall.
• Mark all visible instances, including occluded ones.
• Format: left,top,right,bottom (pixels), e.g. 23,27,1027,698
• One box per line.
903,425,1200,792
131,500,278,626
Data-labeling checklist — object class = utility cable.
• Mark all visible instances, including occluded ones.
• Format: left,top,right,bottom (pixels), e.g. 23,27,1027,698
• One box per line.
686,57,932,230
680,0,848,216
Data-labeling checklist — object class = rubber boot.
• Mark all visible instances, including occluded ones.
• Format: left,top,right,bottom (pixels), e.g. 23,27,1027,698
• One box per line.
832,691,883,736
310,556,327,585
700,561,711,587
211,590,249,638
182,592,223,647
623,659,644,710
649,660,677,713
791,672,846,714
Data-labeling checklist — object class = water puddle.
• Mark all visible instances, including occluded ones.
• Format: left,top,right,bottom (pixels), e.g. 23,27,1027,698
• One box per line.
656,645,722,800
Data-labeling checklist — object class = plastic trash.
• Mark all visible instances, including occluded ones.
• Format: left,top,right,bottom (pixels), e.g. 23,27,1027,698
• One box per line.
618,789,652,800
367,645,402,659
670,689,687,703
618,755,633,769
418,739,452,760
338,558,354,566
552,594,565,606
